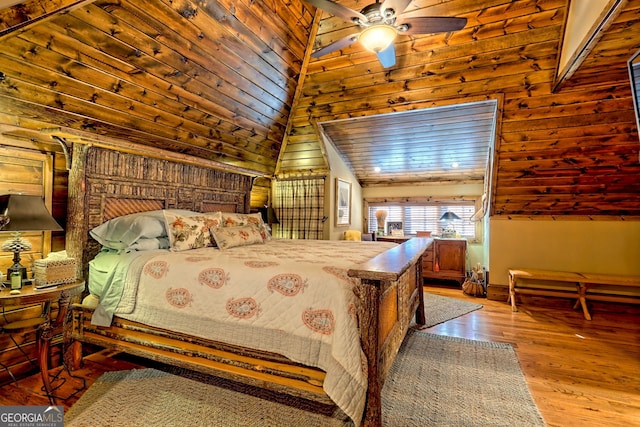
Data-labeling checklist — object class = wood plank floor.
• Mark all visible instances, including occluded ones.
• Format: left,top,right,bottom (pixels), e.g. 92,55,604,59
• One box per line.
0,285,638,426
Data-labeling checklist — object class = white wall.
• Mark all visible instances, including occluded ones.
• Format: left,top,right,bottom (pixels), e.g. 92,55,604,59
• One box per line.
489,218,640,286
558,0,614,76
324,136,362,240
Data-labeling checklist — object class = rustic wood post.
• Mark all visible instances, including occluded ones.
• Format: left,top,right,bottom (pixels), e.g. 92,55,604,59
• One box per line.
66,143,89,281
360,278,382,427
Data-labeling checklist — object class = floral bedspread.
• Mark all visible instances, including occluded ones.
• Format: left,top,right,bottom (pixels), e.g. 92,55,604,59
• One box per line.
111,239,397,426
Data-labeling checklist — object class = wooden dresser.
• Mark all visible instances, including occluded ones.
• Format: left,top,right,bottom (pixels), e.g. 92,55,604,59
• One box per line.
422,238,467,284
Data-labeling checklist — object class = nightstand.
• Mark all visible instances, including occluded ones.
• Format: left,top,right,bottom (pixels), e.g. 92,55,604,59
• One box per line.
0,280,85,403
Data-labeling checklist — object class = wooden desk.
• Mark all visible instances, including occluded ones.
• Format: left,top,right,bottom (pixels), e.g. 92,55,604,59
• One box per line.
0,280,85,403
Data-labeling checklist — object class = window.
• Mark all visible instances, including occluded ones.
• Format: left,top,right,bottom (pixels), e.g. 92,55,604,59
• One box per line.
367,202,477,239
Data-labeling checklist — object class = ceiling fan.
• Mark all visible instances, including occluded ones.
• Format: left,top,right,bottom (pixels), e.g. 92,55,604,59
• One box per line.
307,0,466,68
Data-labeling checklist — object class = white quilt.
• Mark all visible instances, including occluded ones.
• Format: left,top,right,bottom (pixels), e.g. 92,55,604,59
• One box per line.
97,239,397,426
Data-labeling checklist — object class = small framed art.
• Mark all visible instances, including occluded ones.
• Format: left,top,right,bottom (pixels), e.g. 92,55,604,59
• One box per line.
335,178,351,226
387,221,403,236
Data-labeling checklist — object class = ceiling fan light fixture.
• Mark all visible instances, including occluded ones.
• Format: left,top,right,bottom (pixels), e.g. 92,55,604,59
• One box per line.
359,24,397,53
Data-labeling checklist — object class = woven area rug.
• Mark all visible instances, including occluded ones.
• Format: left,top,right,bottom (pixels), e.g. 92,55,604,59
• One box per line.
382,330,545,426
65,367,347,427
65,330,544,427
422,291,483,328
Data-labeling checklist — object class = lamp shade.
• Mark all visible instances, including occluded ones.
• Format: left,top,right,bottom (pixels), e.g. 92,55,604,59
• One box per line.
359,25,397,53
439,211,461,222
0,194,63,232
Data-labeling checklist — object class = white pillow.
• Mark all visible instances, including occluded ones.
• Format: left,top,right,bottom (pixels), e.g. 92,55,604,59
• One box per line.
127,237,170,251
90,209,198,250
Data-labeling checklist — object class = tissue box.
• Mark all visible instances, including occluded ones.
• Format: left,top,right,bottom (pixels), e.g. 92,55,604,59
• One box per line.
33,258,77,286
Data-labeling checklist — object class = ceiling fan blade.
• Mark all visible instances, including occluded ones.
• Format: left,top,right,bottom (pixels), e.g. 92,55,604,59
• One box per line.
397,16,467,34
381,0,413,16
305,0,366,23
311,33,359,58
376,43,396,68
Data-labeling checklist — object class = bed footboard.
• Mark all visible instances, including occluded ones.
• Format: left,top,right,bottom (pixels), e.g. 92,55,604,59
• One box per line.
65,305,345,416
348,237,430,426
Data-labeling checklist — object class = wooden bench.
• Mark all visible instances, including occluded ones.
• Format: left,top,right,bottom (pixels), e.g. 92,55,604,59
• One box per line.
508,268,640,320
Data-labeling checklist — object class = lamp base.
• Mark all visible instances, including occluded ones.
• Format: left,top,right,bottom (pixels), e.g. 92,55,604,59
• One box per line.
7,264,27,281
441,225,457,238
3,238,31,281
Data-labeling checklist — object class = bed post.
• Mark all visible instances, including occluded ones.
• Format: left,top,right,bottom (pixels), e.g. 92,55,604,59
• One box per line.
359,279,383,427
66,143,90,282
349,238,430,427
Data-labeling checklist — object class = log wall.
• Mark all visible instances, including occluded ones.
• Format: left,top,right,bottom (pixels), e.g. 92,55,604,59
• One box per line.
0,140,65,386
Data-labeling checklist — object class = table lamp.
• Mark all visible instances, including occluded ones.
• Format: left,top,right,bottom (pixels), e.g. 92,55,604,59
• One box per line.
375,210,387,236
0,194,63,282
439,211,461,238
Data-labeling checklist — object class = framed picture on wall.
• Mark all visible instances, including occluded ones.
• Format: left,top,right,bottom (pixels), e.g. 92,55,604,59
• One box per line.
336,178,351,226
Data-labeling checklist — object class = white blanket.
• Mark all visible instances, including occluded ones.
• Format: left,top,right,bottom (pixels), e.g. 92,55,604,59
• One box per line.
91,239,397,426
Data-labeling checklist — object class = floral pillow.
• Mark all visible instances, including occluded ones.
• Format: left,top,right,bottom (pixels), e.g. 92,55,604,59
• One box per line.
221,212,271,241
164,211,223,252
210,224,264,250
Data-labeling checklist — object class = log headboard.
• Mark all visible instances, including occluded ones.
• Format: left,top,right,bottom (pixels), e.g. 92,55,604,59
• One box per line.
66,146,253,279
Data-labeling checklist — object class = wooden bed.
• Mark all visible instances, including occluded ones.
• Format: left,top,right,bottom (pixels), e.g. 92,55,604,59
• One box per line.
63,146,430,427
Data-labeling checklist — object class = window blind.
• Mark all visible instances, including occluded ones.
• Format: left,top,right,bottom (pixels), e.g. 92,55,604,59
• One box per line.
367,203,476,238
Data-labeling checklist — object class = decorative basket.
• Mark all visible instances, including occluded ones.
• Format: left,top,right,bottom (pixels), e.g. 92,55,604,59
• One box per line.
33,258,77,287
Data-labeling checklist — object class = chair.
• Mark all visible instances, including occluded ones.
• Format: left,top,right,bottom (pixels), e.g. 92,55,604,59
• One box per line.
361,232,375,241
344,230,362,241
1,307,48,389
1,301,86,402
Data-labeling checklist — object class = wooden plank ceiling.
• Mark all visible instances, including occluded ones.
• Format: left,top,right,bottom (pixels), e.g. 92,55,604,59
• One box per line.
0,0,639,217
0,0,315,175
318,100,497,186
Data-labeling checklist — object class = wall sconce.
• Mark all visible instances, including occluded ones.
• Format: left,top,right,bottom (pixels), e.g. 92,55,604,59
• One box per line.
0,194,63,283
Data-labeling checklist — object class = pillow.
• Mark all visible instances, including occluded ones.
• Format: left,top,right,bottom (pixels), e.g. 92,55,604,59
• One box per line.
211,224,265,250
90,209,198,250
127,237,170,251
221,212,271,241
164,211,223,252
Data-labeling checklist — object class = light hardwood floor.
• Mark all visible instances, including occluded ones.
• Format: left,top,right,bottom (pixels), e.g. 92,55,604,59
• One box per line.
0,285,638,426
426,285,640,427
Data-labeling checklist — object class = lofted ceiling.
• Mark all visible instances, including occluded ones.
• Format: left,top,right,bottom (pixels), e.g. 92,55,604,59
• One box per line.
0,0,639,216
318,100,497,186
